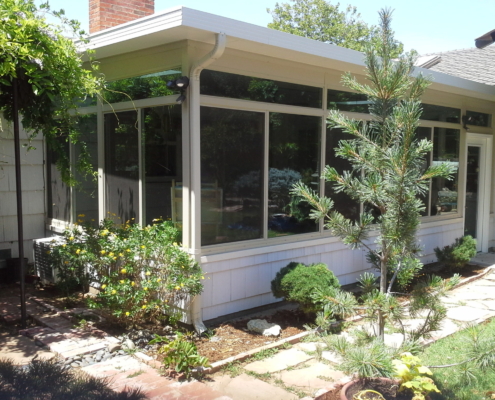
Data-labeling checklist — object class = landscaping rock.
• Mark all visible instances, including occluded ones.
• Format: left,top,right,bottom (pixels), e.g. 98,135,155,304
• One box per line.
108,343,121,353
122,339,135,350
247,319,281,337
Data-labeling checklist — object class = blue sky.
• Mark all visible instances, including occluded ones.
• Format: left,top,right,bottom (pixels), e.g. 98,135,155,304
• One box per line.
37,0,494,55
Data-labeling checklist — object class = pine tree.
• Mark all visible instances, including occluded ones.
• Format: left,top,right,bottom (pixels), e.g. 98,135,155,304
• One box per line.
292,9,454,339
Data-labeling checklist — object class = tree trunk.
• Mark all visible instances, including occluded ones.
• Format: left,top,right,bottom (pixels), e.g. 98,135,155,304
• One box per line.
378,257,387,340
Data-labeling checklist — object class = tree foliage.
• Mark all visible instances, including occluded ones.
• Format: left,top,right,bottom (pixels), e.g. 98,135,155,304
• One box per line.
267,0,403,54
0,0,103,184
291,9,454,338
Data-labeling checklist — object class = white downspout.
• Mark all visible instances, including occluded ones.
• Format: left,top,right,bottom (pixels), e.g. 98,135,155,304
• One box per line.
189,32,227,334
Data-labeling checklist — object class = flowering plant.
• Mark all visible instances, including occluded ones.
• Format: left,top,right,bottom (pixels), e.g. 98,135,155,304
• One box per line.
49,218,204,326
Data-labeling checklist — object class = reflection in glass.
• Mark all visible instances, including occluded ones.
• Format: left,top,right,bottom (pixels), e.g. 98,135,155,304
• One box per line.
421,104,460,123
103,69,182,104
325,128,360,221
201,107,264,245
327,89,370,113
200,70,322,108
466,110,491,127
74,114,99,224
415,127,432,216
269,113,320,236
431,128,460,216
104,111,139,223
143,105,182,226
47,136,70,222
465,146,480,237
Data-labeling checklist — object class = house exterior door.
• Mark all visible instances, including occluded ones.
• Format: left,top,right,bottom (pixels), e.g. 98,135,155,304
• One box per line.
464,133,492,252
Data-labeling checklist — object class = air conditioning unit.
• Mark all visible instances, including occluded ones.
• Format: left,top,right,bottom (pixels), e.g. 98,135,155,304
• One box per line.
33,237,64,283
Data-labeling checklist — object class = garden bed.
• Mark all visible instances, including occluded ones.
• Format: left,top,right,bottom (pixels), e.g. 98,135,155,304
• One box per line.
3,261,489,368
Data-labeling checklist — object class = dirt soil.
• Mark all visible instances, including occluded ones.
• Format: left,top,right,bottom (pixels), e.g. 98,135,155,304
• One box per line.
3,262,488,365
196,308,313,363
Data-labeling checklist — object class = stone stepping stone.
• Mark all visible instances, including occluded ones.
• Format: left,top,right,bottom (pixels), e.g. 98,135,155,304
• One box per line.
446,306,491,322
278,360,346,390
208,373,297,400
294,342,325,353
244,348,313,374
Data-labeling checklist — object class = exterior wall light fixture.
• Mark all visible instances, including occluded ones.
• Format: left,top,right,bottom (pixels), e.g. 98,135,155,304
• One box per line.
167,76,190,103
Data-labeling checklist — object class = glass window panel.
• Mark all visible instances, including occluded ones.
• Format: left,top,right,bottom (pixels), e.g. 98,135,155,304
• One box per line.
74,114,99,225
268,113,320,236
47,136,70,222
325,128,360,221
431,128,460,216
201,70,322,108
201,107,264,245
102,69,182,104
415,127,432,216
466,110,491,127
327,89,370,113
142,105,182,226
104,111,139,223
421,104,460,123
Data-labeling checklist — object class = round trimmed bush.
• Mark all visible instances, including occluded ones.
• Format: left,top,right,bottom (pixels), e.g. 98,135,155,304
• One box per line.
271,262,340,314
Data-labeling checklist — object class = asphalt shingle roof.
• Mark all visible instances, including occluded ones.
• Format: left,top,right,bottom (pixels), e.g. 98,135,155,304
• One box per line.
417,46,495,86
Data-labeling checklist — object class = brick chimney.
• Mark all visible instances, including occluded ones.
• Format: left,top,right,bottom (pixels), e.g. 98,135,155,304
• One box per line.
89,0,155,34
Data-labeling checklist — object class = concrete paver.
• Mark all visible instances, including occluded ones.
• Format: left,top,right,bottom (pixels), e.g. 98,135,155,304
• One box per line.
207,373,297,400
446,305,491,322
244,348,313,373
0,331,54,364
278,360,345,390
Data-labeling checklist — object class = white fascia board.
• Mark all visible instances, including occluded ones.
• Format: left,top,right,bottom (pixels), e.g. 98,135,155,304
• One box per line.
83,6,495,101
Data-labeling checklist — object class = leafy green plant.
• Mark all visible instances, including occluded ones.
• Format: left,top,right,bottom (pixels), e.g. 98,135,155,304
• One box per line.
271,262,341,314
434,235,477,270
393,352,440,400
49,219,205,326
157,333,210,379
0,357,147,400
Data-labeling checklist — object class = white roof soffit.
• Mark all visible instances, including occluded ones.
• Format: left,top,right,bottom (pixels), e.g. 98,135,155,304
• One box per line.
85,6,495,101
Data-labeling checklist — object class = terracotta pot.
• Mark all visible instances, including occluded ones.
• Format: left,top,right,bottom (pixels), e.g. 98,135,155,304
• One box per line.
340,378,400,400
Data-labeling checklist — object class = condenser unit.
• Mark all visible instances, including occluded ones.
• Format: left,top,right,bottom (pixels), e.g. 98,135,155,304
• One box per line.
33,237,64,283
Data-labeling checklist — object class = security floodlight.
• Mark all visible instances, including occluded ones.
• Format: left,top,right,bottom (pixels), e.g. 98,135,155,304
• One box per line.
176,76,189,89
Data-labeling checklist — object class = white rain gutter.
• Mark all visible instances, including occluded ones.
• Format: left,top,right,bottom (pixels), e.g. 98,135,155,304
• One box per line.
188,32,227,334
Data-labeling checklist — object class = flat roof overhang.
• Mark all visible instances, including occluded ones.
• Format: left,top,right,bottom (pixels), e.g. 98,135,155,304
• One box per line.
84,6,495,102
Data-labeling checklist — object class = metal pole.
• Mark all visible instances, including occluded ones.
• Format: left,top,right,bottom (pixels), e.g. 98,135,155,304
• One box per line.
13,77,27,329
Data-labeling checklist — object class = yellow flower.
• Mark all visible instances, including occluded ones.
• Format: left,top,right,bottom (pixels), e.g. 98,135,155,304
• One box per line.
120,280,125,284
126,249,131,253
76,249,81,254
100,250,106,255
69,236,74,241
144,287,148,291
201,276,205,280
101,284,107,289
121,268,127,274
131,281,135,287
173,242,178,246
175,286,180,290
111,290,116,294
145,271,151,276
64,261,69,264
100,229,109,236
119,253,124,257
109,252,114,257
157,278,161,282
141,245,146,249
113,257,117,260
181,266,184,269
62,244,66,248
125,312,130,316
142,305,147,309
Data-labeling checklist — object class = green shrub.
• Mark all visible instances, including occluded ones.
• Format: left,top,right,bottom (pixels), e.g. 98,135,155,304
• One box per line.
271,262,340,314
0,357,147,399
434,235,477,270
49,219,205,326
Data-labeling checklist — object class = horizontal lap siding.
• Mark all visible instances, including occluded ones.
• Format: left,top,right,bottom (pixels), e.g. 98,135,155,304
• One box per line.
0,122,45,262
200,220,464,321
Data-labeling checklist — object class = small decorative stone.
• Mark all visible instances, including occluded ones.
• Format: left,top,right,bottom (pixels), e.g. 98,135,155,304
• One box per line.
71,362,81,368
108,343,121,353
247,319,282,337
123,339,135,350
